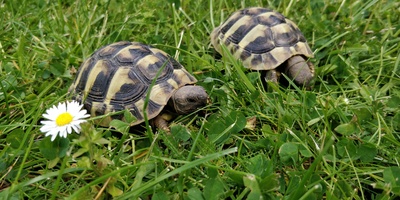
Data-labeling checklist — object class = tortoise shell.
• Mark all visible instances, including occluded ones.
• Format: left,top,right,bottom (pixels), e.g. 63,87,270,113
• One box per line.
68,41,197,126
211,7,313,70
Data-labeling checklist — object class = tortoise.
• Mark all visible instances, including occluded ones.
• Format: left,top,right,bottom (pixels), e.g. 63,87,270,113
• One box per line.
211,7,315,87
68,41,208,130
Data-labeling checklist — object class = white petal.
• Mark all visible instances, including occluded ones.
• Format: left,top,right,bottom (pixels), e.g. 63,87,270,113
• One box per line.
59,128,67,138
50,132,58,141
45,129,59,139
75,110,89,119
48,105,60,114
71,124,81,133
71,101,81,110
40,126,47,133
43,108,59,120
40,120,53,126
45,105,57,115
68,101,82,114
77,119,88,124
40,124,57,133
58,102,67,113
66,125,72,134
42,113,53,120
41,120,56,126
63,128,69,137
72,120,86,127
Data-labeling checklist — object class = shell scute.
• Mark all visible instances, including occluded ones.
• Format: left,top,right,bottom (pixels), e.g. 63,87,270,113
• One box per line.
256,11,285,26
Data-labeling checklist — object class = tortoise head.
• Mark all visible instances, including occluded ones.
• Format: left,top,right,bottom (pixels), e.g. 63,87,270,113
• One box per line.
284,55,315,88
169,85,208,114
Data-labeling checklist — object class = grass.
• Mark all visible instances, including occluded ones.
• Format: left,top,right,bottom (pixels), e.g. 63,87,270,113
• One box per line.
1,0,400,199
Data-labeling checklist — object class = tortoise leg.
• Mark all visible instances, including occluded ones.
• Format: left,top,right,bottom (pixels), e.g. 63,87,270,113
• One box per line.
153,113,173,133
261,69,280,91
264,69,280,83
285,55,314,87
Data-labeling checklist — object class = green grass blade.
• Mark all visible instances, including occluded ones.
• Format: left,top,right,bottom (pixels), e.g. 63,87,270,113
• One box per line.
116,147,237,200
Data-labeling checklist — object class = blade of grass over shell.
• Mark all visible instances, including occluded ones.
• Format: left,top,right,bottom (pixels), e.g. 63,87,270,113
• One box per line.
142,59,169,141
220,44,256,93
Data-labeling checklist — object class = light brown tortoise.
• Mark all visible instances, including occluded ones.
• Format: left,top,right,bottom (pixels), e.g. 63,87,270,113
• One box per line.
68,41,208,130
211,7,315,87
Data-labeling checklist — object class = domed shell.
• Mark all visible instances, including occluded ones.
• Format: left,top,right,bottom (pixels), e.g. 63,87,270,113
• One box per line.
68,41,197,126
211,7,313,70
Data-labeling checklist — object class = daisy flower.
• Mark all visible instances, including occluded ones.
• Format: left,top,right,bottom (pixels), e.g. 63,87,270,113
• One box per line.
40,100,90,141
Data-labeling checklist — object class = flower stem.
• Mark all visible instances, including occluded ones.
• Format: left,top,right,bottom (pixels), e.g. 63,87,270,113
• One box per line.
51,155,68,200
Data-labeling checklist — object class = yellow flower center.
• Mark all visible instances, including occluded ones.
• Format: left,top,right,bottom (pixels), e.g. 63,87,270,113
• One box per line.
56,112,73,126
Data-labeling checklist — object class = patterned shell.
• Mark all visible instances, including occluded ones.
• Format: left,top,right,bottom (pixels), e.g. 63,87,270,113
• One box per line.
68,41,197,126
211,7,313,70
